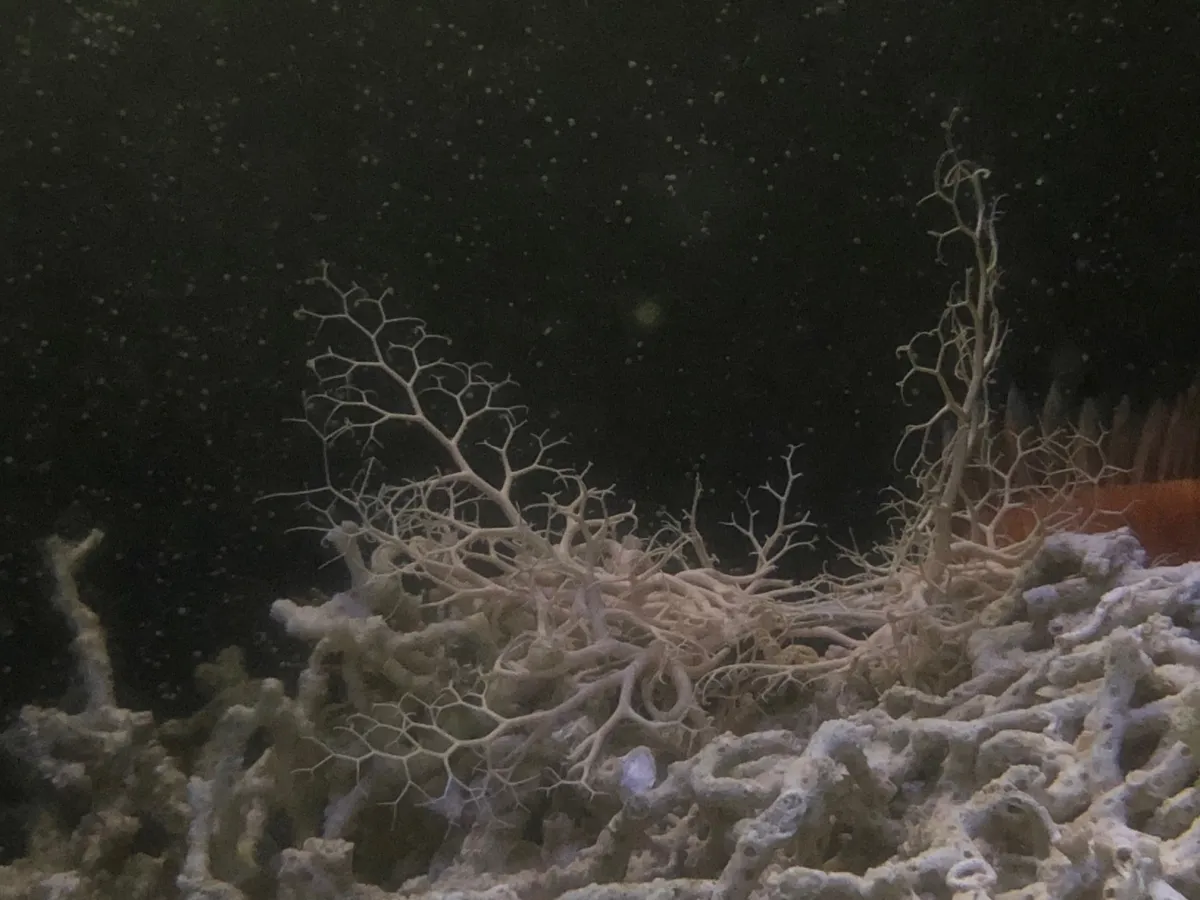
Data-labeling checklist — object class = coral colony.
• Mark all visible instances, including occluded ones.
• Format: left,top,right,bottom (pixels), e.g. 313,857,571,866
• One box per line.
4,146,1200,900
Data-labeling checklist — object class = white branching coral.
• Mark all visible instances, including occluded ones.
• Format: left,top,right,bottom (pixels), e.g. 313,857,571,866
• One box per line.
384,531,1200,900
269,263,830,806
7,133,1198,900
265,131,1123,827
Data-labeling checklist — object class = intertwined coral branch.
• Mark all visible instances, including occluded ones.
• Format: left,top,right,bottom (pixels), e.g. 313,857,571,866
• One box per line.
699,130,1117,704
272,263,821,805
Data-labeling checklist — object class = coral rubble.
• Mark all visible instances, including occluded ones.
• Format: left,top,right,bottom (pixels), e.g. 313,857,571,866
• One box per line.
5,525,1200,900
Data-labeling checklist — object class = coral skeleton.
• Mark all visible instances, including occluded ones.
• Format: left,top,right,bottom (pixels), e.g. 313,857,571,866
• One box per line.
5,139,1200,900
7,525,1200,900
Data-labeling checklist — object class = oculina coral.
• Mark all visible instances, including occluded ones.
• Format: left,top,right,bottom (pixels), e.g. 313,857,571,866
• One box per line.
987,379,1200,563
